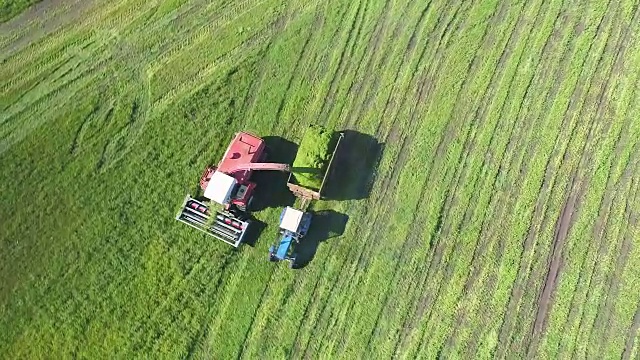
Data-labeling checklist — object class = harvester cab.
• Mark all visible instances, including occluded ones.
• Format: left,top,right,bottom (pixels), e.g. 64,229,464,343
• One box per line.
201,169,255,211
268,206,312,268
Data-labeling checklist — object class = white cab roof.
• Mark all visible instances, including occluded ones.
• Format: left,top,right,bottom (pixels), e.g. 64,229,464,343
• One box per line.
204,171,236,205
280,206,304,232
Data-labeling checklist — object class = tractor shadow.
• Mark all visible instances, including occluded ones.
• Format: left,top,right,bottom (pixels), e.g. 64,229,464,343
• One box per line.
293,210,349,269
251,136,298,211
323,130,384,201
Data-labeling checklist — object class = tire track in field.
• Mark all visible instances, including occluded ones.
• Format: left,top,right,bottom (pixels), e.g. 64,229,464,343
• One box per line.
419,0,550,352
600,152,640,359
294,2,398,357
490,0,601,353
408,1,518,349
316,0,368,122
260,9,316,134
0,57,112,156
150,23,276,114
327,2,467,348
125,244,240,355
439,0,533,350
361,7,465,347
540,4,634,355
511,24,614,355
328,0,393,127
560,12,640,356
378,1,506,354
146,0,271,77
301,2,449,352
293,3,420,355
302,0,358,114
339,0,419,131
459,2,566,348
510,22,617,359
418,0,568,348
622,175,640,360
314,8,462,350
525,6,623,354
235,268,279,360
624,304,640,360
0,0,102,59
288,266,326,357
598,90,640,356
247,1,325,126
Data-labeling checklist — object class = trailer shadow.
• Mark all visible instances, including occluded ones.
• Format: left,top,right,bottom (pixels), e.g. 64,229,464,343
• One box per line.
323,130,384,201
250,136,298,211
293,210,349,269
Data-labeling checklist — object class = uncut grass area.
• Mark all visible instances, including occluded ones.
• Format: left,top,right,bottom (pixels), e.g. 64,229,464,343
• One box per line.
1,0,640,358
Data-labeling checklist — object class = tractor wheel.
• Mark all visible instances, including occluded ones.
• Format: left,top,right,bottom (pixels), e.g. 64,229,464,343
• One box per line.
289,258,297,269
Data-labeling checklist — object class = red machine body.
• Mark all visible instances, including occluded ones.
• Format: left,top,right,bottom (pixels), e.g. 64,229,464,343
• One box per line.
200,132,289,211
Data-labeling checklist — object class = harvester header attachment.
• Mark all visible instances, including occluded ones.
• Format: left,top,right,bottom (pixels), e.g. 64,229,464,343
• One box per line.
176,195,249,247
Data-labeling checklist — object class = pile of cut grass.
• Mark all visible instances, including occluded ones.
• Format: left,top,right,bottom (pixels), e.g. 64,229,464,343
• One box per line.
291,125,334,190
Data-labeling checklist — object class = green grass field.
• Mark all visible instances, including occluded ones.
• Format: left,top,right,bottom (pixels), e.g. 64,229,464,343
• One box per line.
1,0,640,358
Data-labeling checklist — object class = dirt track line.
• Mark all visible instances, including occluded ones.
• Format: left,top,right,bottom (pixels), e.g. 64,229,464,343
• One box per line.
436,0,530,350
361,25,456,354
494,1,611,354
458,0,576,352
554,7,639,357
526,7,623,355
289,265,326,357
421,0,517,343
623,305,640,360
622,174,640,360
305,1,432,351
600,157,640,359
323,3,466,349
578,102,639,358
374,1,482,350
316,0,369,122
461,4,552,354
329,0,393,128
399,1,511,354
345,0,437,132
0,0,101,58
316,1,456,349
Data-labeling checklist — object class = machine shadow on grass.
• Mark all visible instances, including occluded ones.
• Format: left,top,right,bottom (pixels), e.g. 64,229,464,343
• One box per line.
293,209,349,269
250,136,298,211
323,130,384,201
241,217,266,247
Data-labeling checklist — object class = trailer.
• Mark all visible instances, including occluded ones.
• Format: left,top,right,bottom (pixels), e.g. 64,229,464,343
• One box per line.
286,131,344,209
269,128,344,267
268,206,312,267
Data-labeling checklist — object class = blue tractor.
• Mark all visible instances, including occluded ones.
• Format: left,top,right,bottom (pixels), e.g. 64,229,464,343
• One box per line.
269,206,312,268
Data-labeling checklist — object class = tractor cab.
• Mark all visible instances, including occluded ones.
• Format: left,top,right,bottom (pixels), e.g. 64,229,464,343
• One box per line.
269,207,312,267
